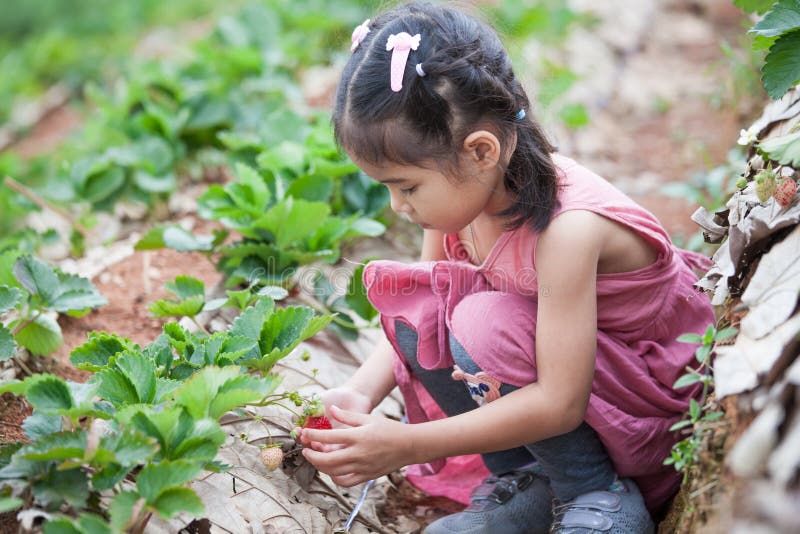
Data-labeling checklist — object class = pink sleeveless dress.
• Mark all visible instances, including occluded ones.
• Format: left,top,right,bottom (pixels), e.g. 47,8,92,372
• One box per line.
362,154,714,511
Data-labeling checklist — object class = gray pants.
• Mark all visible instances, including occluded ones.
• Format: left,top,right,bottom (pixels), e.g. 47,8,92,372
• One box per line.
396,321,618,502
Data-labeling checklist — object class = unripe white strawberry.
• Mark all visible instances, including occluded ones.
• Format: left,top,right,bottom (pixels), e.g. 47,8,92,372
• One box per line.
260,446,283,471
754,169,777,203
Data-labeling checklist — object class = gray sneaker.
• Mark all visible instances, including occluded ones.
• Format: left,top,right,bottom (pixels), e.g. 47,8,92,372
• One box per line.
550,478,655,534
424,469,553,534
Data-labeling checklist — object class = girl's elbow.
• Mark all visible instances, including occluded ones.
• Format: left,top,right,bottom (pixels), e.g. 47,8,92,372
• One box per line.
558,395,589,434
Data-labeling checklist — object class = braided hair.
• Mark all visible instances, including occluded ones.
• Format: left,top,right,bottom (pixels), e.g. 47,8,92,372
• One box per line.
333,2,560,232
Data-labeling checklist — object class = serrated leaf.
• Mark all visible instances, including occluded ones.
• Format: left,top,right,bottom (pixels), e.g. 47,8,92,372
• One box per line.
70,332,133,370
137,460,203,502
173,366,242,419
759,130,800,165
0,325,16,361
150,487,204,519
22,430,87,461
13,255,58,302
49,271,107,312
286,174,333,202
255,198,331,248
256,285,288,300
22,412,62,441
109,491,141,532
166,276,205,301
734,0,775,14
25,374,73,413
230,298,275,340
149,295,205,318
762,29,800,99
32,466,89,509
258,306,314,356
154,378,182,403
751,0,800,37
256,141,306,175
0,285,23,313
135,225,214,252
12,315,64,356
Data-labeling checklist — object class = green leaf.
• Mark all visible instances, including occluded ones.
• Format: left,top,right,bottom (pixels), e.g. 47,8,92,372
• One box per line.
115,351,157,404
762,29,800,99
149,275,206,318
759,130,800,165
173,366,242,419
714,327,739,341
25,374,73,413
134,171,176,194
0,325,16,361
256,286,288,300
703,410,725,422
32,466,89,509
344,264,377,321
22,412,62,441
0,285,23,313
13,255,59,303
689,398,701,421
137,460,203,503
751,0,800,36
135,225,214,252
230,298,275,340
735,0,779,14
286,175,333,202
257,141,307,175
22,430,87,462
256,198,331,248
676,332,702,344
673,373,702,389
0,496,22,513
109,491,141,532
70,332,134,371
150,487,204,519
695,344,712,364
669,419,693,432
49,271,107,313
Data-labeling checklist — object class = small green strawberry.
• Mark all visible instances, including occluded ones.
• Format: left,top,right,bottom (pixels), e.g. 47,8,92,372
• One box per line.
774,178,797,207
736,176,748,189
260,445,284,471
754,169,777,203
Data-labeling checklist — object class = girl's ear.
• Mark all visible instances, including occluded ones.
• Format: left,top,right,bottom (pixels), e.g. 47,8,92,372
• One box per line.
462,130,502,169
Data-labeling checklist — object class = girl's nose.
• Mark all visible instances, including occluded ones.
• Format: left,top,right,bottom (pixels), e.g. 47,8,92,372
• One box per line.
389,191,411,215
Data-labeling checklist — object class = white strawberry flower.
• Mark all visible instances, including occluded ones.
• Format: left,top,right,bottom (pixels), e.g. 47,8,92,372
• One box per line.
737,126,758,146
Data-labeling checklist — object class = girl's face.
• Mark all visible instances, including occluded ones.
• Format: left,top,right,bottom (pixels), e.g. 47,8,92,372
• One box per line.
345,132,513,234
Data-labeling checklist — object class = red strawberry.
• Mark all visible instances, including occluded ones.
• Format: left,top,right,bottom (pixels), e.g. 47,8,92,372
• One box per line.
774,178,797,207
304,415,333,430
260,446,284,471
300,399,332,430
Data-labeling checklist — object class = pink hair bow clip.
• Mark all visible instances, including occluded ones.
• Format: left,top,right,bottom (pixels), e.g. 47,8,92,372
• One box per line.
386,32,421,92
351,19,371,52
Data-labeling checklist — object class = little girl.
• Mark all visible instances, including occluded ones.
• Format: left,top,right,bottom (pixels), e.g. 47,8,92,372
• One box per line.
298,3,714,533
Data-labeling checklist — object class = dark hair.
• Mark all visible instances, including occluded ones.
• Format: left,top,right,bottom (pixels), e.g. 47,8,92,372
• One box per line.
333,2,560,232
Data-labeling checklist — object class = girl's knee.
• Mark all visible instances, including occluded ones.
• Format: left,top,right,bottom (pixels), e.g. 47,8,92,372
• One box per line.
449,292,539,387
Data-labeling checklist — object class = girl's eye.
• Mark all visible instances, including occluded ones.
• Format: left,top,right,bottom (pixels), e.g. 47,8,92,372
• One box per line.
400,186,417,196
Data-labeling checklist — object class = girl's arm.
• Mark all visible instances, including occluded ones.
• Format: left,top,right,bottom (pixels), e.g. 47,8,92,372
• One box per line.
303,211,604,485
323,228,448,410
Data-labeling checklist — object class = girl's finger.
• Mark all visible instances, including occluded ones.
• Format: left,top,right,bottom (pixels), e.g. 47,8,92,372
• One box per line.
303,426,357,445
302,446,355,472
331,472,370,487
328,405,371,427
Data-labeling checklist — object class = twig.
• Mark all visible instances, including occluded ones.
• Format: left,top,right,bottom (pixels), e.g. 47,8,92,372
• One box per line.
12,355,34,377
274,362,330,389
3,176,90,235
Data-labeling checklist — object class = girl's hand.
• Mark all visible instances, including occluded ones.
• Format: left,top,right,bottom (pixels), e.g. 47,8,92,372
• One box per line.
300,405,414,487
294,387,372,453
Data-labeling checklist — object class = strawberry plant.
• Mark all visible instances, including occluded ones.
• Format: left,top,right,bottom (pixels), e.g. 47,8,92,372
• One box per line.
0,253,106,363
664,324,738,480
0,293,332,531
